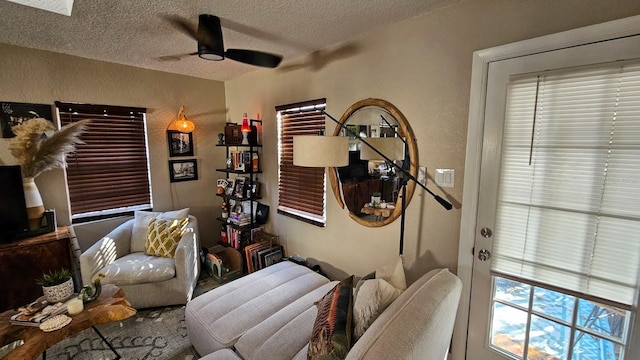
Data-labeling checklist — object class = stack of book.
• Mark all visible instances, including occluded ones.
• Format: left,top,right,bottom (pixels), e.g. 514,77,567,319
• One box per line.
10,296,70,327
229,212,251,226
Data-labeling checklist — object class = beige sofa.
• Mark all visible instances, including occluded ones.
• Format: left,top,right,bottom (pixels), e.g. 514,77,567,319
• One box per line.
186,261,462,360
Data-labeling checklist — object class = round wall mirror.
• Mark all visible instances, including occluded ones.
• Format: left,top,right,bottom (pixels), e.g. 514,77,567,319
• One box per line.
328,98,418,227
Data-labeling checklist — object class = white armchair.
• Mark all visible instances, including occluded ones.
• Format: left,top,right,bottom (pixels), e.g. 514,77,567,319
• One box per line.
80,214,200,309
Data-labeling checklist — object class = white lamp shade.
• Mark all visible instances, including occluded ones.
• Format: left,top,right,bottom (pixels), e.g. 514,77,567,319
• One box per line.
293,135,349,167
360,137,405,161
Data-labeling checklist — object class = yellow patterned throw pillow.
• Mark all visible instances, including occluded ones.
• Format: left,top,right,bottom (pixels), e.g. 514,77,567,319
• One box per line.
145,218,189,257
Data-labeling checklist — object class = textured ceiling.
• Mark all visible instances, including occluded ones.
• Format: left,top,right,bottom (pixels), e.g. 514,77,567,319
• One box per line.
0,0,457,81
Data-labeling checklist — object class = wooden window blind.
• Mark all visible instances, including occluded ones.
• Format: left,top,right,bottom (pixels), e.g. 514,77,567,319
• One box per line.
56,102,152,220
276,99,327,227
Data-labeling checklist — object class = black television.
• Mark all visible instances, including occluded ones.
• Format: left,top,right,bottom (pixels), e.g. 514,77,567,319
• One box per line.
0,165,30,241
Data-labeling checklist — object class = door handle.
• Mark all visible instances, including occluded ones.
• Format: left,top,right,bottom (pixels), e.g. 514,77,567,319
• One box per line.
478,248,491,261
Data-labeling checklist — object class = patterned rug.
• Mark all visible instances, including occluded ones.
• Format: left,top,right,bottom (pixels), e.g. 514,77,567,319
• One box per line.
36,276,221,360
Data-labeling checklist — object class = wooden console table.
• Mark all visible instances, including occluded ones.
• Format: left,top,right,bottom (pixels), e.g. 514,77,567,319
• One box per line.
0,284,136,360
0,227,73,312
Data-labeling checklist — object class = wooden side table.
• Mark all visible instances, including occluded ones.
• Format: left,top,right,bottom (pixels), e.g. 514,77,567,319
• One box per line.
361,203,393,220
0,284,136,360
0,227,74,312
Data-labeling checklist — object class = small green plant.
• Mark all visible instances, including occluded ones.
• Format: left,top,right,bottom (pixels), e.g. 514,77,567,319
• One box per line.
36,268,72,287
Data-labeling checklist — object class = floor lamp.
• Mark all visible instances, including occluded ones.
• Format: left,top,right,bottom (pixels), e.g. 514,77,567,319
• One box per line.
293,110,452,255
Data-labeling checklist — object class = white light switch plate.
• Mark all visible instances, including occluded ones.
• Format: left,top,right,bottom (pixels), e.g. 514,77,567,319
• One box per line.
435,169,454,188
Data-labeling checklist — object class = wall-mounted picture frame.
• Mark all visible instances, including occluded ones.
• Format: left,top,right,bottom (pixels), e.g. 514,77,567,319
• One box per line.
1,102,54,138
167,130,194,157
169,159,198,182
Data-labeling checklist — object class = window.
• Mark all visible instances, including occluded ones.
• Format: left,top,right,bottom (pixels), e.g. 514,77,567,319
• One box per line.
489,62,640,358
276,99,328,226
56,102,152,221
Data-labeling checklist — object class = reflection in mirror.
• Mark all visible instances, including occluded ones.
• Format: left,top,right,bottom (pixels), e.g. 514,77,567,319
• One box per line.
328,99,417,227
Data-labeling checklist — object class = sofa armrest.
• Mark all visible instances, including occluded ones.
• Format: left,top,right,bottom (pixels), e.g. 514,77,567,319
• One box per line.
174,215,200,295
79,219,134,286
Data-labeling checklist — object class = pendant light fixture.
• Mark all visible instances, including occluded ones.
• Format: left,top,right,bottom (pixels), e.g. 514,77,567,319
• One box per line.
170,106,195,133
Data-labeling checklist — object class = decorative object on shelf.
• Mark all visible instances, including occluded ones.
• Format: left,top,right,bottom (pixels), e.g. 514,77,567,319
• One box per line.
36,268,74,303
79,273,104,303
241,113,250,145
224,124,243,145
217,179,229,195
8,117,89,229
221,201,229,219
167,130,194,157
169,159,198,182
218,133,225,145
168,106,195,133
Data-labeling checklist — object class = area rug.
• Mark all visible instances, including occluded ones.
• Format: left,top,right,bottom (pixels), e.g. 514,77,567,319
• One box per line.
36,276,221,360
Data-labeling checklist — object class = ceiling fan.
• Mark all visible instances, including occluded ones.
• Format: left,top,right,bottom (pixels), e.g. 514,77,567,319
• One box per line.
165,14,283,68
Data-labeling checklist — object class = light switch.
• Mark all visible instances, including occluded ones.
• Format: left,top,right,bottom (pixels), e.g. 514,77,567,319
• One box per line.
435,169,454,188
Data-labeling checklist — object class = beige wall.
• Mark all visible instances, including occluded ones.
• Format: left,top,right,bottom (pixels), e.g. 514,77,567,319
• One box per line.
224,0,640,283
1,0,639,282
0,44,227,247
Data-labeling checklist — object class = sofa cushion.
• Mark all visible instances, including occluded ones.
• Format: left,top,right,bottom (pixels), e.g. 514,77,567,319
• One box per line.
131,208,190,253
352,278,403,340
234,281,338,360
145,218,189,257
346,268,462,360
186,261,331,356
101,252,176,285
308,276,354,360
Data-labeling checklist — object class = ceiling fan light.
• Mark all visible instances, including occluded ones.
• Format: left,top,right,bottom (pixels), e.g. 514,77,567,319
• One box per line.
198,14,225,61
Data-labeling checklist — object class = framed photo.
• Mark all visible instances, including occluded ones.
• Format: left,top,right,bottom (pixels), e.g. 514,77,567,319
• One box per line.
167,130,194,157
1,102,53,138
169,159,198,182
234,177,247,198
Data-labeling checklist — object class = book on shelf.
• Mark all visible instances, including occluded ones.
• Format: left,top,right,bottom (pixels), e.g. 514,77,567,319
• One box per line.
10,295,72,327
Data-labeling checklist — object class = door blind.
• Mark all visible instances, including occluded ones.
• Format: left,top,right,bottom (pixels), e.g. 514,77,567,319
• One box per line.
276,99,327,227
56,102,152,219
491,62,640,306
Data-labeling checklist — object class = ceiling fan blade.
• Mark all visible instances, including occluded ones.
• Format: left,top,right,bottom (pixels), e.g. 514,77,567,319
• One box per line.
163,15,198,41
225,48,283,68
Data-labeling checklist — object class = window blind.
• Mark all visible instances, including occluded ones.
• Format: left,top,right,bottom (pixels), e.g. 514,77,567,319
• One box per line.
56,102,152,219
276,99,327,226
491,62,640,307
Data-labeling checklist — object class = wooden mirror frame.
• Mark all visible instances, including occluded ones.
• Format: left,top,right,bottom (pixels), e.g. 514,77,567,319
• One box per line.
328,98,418,227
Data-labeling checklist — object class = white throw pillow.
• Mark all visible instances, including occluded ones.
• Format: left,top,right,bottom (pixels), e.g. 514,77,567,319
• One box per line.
352,278,403,340
375,256,407,290
130,208,190,253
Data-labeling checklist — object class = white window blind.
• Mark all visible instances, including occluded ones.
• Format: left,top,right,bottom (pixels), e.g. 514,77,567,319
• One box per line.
491,62,640,307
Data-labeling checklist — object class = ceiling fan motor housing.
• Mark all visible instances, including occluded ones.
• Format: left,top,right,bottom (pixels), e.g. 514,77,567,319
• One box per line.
198,14,224,61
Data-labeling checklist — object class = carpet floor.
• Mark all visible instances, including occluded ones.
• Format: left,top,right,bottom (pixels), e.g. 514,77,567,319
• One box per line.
36,276,221,360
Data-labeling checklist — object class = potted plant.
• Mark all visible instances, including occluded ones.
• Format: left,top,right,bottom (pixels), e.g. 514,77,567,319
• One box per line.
36,268,74,303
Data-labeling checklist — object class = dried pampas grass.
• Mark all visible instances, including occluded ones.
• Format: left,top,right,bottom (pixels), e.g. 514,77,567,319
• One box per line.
9,118,90,178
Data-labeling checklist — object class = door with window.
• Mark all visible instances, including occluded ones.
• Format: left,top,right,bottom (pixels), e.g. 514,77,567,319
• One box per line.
467,34,640,360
